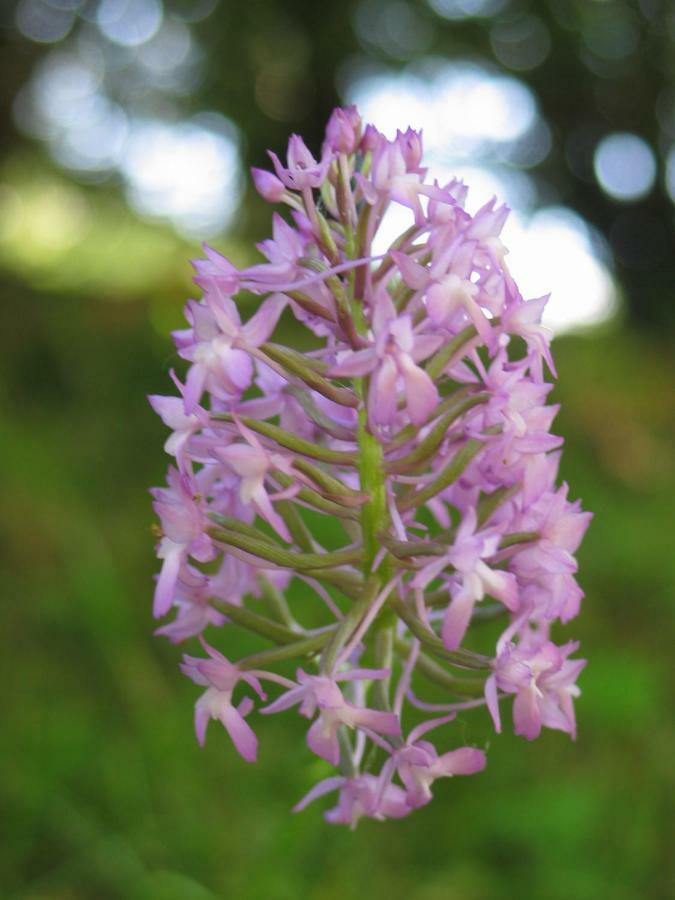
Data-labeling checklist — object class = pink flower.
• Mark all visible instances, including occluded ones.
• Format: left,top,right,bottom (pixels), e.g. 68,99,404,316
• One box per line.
394,740,487,808
175,293,285,412
329,288,440,426
294,774,410,825
191,244,240,294
150,106,591,825
486,637,586,740
150,468,214,618
261,669,401,765
268,134,332,190
251,167,286,203
414,508,519,650
154,564,227,643
214,418,296,542
181,641,266,762
502,294,556,379
242,213,306,288
324,105,362,154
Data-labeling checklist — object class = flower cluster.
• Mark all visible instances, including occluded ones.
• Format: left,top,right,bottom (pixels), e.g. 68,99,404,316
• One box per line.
150,106,591,826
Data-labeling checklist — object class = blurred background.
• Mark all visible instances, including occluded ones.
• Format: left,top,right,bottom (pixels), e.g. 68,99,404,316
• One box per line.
1,1,674,898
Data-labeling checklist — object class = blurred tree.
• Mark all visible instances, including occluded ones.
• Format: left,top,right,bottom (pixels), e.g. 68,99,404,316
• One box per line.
1,0,673,327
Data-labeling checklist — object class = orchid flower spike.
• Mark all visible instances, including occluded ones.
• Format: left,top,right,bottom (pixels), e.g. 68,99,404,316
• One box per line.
150,105,591,825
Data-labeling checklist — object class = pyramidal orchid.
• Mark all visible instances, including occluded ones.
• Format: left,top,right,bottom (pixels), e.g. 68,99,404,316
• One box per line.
150,106,591,826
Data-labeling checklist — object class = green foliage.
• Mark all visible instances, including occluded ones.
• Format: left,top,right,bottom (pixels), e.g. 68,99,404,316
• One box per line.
1,268,673,898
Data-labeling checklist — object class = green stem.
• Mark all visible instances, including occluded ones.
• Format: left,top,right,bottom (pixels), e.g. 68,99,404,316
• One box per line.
238,630,334,670
357,404,388,576
209,526,362,569
216,601,299,645
212,412,357,466
394,639,485,697
385,394,489,474
258,575,297,628
397,439,485,512
388,595,492,671
373,626,394,710
320,578,380,674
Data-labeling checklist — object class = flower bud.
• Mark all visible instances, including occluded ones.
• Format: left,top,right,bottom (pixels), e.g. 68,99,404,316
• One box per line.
251,167,285,202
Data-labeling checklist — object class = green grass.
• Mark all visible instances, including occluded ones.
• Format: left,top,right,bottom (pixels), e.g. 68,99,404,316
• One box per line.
1,283,674,899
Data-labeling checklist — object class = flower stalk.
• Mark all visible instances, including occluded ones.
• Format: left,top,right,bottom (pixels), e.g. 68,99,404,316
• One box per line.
150,105,591,826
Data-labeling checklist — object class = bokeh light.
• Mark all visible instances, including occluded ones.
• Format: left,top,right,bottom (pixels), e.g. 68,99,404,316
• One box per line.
348,61,537,156
428,0,509,20
348,64,617,333
354,0,433,60
121,114,242,236
15,0,77,43
96,0,163,47
12,13,239,238
593,132,657,202
506,208,617,333
489,14,551,72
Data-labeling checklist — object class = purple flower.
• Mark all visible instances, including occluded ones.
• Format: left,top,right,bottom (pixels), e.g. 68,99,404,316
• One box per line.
181,641,267,761
486,636,586,740
294,774,411,825
150,105,591,825
192,244,240,294
395,740,486,808
261,669,401,765
329,288,440,426
175,293,285,413
414,508,519,650
214,418,296,542
268,134,332,190
150,468,214,618
324,105,362,154
251,167,286,203
154,564,227,643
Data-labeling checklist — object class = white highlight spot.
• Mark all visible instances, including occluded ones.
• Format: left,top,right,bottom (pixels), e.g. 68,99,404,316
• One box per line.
428,0,508,20
350,69,616,334
120,114,242,236
16,0,75,43
351,63,536,156
593,132,656,202
505,208,616,333
97,0,163,47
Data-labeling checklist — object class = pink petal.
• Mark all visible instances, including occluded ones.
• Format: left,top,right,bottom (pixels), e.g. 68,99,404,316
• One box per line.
251,167,285,202
242,294,287,346
328,349,377,377
485,674,501,733
512,686,542,740
252,483,292,543
441,585,476,651
371,288,397,335
477,563,519,611
435,747,486,776
292,776,345,812
220,705,258,762
183,365,207,414
153,544,183,618
345,706,401,737
398,354,439,424
260,685,305,715
194,702,210,746
390,250,429,290
369,356,398,425
306,715,340,765
409,333,442,362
